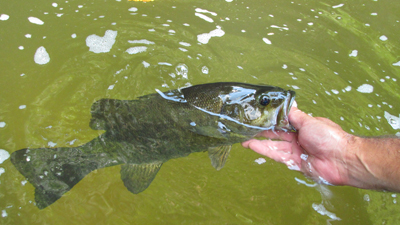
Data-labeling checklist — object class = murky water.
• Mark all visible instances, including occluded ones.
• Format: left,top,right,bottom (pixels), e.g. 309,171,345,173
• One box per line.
1,0,400,224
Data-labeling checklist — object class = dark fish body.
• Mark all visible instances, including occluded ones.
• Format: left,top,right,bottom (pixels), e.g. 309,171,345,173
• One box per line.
11,82,295,209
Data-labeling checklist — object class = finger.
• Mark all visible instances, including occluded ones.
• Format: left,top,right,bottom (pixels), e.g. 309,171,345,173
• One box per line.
245,139,293,157
254,130,297,142
247,139,303,170
288,107,314,130
314,117,342,130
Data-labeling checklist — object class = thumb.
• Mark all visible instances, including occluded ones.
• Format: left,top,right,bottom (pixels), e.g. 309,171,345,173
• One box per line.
288,107,314,131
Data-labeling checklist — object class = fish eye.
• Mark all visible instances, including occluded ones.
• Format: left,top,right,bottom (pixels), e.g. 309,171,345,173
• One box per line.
259,96,270,106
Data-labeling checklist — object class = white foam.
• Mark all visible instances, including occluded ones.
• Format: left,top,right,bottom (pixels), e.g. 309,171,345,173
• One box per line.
262,37,272,45
28,16,44,25
201,66,209,74
312,203,341,221
0,168,4,176
197,26,225,44
0,14,9,21
0,149,10,164
332,3,344,8
1,209,7,218
254,158,266,164
384,111,400,129
128,39,154,45
34,46,50,64
379,35,388,41
300,154,308,161
349,50,358,57
195,13,214,23
86,30,117,53
126,46,147,54
142,61,150,68
356,84,373,93
195,8,217,16
48,141,57,147
128,7,138,12
393,61,400,67
179,42,191,47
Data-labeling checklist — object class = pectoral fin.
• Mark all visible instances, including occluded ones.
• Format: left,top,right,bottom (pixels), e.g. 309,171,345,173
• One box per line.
120,163,162,194
208,145,232,171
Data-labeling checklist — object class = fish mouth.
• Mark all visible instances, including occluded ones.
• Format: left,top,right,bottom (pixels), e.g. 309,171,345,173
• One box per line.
277,90,296,132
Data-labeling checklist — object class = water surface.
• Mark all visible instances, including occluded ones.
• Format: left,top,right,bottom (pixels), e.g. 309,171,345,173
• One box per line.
1,0,400,224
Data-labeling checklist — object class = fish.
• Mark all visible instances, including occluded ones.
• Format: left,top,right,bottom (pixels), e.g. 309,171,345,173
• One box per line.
11,82,295,209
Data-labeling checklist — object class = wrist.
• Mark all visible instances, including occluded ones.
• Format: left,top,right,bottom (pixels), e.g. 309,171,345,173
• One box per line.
342,135,385,190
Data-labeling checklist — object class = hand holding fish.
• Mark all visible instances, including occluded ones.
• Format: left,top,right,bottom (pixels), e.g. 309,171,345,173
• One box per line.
242,106,400,192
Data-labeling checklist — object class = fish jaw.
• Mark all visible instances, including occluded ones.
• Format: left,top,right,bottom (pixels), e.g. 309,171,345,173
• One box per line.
277,90,296,132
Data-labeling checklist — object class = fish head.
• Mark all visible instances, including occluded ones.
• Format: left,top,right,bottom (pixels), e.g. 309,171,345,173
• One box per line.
216,84,296,132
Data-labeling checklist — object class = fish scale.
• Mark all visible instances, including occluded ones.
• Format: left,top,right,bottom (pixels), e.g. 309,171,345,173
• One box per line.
11,82,295,209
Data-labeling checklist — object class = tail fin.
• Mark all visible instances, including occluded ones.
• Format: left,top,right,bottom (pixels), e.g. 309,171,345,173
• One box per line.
10,140,112,209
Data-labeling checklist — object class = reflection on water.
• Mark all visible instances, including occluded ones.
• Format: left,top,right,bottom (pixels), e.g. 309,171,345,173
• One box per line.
1,0,400,224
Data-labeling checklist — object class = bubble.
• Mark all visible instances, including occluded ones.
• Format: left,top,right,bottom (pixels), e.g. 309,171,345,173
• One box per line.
300,154,308,161
86,30,117,53
34,46,50,64
19,105,26,109
48,141,57,147
201,66,209,74
142,61,150,68
0,150,10,164
254,158,266,164
1,210,7,218
349,50,358,57
384,111,400,129
312,203,341,221
356,84,373,93
28,17,44,25
0,122,5,128
128,39,154,45
195,13,214,23
379,35,388,41
175,63,188,79
262,37,272,45
128,7,138,12
332,3,344,8
126,46,147,54
197,26,225,44
195,8,217,16
393,61,400,67
0,14,9,21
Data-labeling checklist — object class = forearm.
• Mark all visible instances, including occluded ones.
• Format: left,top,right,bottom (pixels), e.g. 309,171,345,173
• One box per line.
345,135,400,192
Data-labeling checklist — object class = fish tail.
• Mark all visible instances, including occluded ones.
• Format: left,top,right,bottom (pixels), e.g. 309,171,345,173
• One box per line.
10,138,117,209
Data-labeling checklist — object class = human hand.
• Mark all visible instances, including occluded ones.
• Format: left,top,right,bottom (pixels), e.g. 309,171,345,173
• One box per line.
242,106,354,186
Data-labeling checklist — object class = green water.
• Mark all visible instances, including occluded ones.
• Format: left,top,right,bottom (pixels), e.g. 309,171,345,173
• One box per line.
1,0,400,224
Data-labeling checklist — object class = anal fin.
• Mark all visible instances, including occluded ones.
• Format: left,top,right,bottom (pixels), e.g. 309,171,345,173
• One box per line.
120,163,162,194
208,145,232,171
